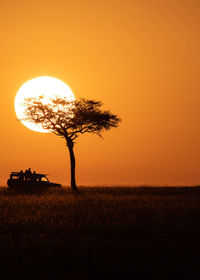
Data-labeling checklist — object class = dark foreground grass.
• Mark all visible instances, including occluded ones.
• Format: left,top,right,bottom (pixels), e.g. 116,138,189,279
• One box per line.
0,186,200,279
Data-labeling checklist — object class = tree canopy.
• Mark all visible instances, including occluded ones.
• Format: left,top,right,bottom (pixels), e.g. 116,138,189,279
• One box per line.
24,96,121,141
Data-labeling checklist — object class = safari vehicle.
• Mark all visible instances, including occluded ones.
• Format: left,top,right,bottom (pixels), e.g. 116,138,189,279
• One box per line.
7,168,61,188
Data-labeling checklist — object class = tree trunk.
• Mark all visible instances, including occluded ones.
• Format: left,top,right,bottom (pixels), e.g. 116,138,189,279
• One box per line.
66,139,78,192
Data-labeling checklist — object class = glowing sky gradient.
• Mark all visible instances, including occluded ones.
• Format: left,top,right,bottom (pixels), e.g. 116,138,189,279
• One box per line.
0,0,200,186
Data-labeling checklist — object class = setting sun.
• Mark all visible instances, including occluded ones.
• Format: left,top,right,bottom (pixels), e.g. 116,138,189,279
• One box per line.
15,76,75,133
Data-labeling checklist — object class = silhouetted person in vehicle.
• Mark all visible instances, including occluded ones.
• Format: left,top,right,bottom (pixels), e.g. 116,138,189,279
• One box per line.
25,168,32,181
32,171,37,182
19,170,24,181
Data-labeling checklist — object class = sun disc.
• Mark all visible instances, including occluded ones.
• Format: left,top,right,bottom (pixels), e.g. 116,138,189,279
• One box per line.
15,76,75,133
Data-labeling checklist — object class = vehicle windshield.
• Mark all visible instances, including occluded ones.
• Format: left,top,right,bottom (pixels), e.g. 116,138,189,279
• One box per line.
41,176,49,182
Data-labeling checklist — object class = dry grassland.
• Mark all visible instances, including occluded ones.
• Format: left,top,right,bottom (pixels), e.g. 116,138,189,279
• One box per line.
0,186,200,279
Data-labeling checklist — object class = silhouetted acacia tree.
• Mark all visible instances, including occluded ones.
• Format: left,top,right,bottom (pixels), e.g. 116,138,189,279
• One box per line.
23,97,121,192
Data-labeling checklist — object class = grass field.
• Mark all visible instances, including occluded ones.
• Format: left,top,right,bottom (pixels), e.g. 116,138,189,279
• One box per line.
0,186,200,279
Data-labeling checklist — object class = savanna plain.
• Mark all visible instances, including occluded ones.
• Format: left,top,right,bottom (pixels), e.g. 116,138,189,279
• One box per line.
0,186,200,279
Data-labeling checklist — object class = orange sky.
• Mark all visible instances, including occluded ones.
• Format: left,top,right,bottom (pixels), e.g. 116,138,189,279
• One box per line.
0,0,200,186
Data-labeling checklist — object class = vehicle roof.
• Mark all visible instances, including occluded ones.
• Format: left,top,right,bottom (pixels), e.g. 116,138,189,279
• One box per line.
11,171,47,177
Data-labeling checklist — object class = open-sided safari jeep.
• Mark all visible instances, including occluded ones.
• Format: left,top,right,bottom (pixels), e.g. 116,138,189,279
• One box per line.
7,168,61,188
